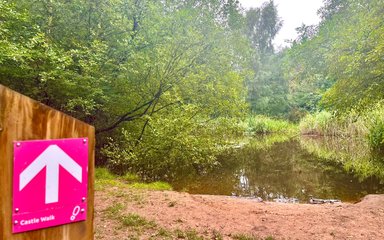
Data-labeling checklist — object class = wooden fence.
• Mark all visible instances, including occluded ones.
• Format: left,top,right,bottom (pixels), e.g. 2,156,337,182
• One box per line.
0,84,94,240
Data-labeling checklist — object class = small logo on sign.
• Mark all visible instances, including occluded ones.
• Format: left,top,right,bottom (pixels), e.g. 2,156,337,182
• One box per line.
70,206,80,221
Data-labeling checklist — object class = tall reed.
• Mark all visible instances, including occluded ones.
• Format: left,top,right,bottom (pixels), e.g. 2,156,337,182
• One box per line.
299,111,367,137
299,103,384,150
246,115,297,135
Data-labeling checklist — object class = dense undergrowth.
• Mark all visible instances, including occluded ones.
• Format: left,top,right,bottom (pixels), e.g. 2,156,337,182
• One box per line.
299,103,384,151
245,115,298,135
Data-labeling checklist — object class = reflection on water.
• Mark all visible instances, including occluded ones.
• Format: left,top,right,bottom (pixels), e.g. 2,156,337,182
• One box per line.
300,136,384,181
171,135,384,202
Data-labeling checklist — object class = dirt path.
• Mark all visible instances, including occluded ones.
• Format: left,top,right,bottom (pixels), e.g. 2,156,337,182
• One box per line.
94,187,384,239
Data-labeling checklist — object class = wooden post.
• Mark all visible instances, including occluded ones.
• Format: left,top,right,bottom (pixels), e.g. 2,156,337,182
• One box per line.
0,85,94,240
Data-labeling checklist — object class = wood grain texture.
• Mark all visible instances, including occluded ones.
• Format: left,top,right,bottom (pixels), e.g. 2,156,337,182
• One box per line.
0,84,94,240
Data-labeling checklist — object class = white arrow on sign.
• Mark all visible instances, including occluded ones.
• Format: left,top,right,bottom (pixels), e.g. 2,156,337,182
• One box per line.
19,145,82,204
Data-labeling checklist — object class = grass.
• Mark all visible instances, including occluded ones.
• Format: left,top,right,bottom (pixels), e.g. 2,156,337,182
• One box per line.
212,230,223,240
366,103,384,150
156,228,173,238
94,167,126,190
95,167,172,191
120,213,156,228
299,111,334,136
232,234,257,240
300,136,384,182
246,115,298,135
102,203,125,217
121,172,140,182
95,167,116,180
99,196,157,236
299,104,384,151
174,228,205,240
128,182,172,191
232,234,275,240
98,186,277,240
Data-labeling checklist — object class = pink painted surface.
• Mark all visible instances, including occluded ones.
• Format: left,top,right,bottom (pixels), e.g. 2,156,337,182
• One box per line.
12,138,88,233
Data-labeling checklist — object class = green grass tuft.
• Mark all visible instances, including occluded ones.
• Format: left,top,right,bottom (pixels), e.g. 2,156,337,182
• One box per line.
367,103,384,150
232,234,258,240
95,167,172,191
128,181,172,191
173,228,204,240
95,167,116,180
102,203,125,218
299,111,334,136
120,213,157,228
121,172,140,182
232,234,275,240
246,115,297,135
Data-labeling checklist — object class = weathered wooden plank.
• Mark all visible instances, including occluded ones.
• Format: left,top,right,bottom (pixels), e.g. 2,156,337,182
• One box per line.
0,84,94,240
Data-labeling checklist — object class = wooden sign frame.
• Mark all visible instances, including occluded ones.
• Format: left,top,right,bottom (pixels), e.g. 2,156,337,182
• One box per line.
0,84,94,240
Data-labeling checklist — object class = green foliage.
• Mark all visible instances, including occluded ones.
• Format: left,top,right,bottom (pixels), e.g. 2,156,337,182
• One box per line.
285,0,384,114
102,116,243,179
367,103,384,151
245,2,289,118
368,123,384,151
247,53,290,117
121,173,140,183
246,115,297,135
245,1,282,54
5,0,381,181
299,105,384,151
299,111,368,137
299,111,334,136
297,103,384,165
0,0,251,176
300,137,384,182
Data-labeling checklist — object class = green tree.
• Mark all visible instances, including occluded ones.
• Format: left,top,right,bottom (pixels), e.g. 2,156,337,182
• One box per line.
0,0,250,176
284,0,384,115
244,0,288,117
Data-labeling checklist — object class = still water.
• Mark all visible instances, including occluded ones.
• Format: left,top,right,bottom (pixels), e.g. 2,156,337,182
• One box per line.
171,136,384,203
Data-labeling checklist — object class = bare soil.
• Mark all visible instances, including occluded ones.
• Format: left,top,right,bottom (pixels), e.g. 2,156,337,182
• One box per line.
94,187,384,240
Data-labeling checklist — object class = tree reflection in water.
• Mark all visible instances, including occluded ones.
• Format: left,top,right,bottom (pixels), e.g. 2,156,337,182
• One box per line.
171,135,384,202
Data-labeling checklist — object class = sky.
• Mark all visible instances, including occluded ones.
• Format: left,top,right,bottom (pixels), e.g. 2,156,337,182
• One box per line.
239,0,324,48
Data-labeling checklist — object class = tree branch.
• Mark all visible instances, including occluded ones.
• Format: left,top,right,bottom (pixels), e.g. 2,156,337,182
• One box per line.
96,80,173,134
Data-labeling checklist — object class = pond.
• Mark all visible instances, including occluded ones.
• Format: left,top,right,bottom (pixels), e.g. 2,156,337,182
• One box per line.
170,135,384,203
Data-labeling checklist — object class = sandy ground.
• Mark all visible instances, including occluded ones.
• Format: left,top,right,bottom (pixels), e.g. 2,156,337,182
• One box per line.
94,187,384,240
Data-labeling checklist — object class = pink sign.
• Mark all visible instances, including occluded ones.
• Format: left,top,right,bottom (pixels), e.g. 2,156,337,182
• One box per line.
12,138,88,233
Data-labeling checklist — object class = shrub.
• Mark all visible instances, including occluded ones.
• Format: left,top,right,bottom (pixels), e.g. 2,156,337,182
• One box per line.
101,116,240,179
368,122,384,150
367,103,384,150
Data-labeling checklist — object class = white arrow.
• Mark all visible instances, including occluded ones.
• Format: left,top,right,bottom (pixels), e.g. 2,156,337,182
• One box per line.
19,145,82,204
